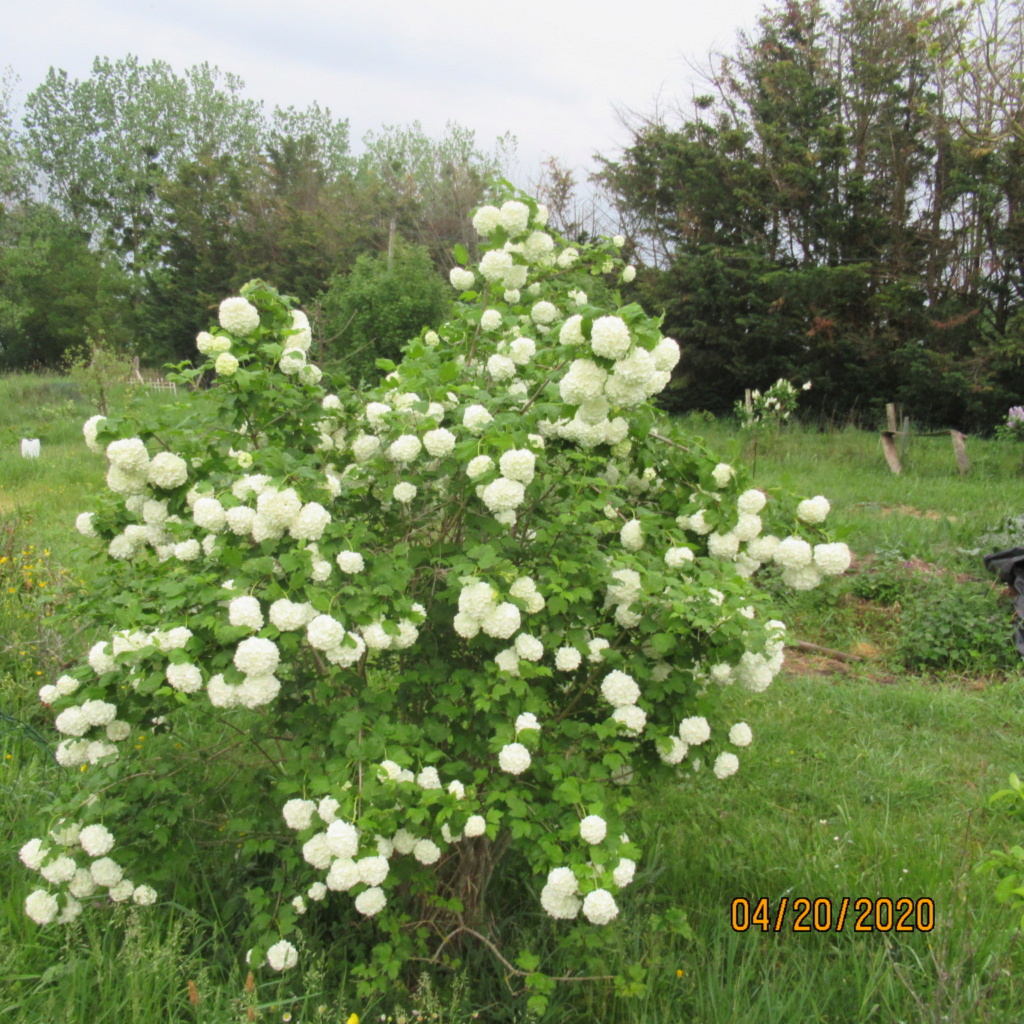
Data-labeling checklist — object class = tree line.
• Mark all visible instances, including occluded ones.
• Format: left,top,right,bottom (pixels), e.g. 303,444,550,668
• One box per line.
601,0,1024,431
3,0,1024,430
0,57,513,381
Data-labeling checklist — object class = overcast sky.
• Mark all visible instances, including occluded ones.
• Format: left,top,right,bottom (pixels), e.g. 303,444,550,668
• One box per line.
7,0,770,186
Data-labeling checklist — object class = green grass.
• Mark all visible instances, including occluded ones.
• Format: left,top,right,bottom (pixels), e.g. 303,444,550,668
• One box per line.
4,389,1024,1022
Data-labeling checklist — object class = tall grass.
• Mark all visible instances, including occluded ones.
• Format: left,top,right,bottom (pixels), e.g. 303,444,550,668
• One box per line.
4,390,1024,1022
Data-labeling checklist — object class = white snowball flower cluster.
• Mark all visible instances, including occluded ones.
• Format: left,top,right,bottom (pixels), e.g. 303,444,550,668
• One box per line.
423,427,456,458
590,316,632,359
559,359,607,404
582,888,619,925
219,296,261,336
540,866,581,919
797,495,830,524
579,814,607,844
507,576,545,614
463,404,493,434
269,599,315,631
601,670,641,707
228,595,264,630
498,742,531,774
498,200,531,235
679,716,711,745
480,477,525,516
664,546,694,568
555,646,582,671
620,519,643,552
714,752,740,779
450,267,475,290
266,939,298,971
729,722,753,746
711,463,735,488
813,542,852,576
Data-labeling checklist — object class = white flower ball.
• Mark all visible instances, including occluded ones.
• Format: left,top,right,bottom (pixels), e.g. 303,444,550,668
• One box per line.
481,602,521,639
620,519,644,551
214,352,239,376
464,814,487,838
738,489,767,515
612,704,647,735
166,662,203,693
480,308,502,331
708,531,741,560
413,839,441,865
463,405,493,434
269,599,314,631
797,495,830,524
387,434,422,464
498,742,531,775
290,502,331,541
499,449,535,484
466,455,494,479
582,888,619,925
514,635,544,662
530,300,558,325
479,249,514,283
711,463,735,488
393,482,417,504
714,752,740,779
307,614,345,651
90,857,123,887
601,670,640,707
555,646,581,671
590,316,631,359
282,799,317,830
228,596,264,631
515,711,540,733
472,204,501,236
773,536,814,569
813,542,852,576
664,547,694,568
729,722,753,747
133,884,158,906
679,716,711,745
266,939,299,972
498,200,530,235
452,268,475,292
355,886,387,916
219,296,260,336
234,637,280,676
481,478,525,513
579,814,607,844
423,428,457,458
25,890,59,925
335,550,365,574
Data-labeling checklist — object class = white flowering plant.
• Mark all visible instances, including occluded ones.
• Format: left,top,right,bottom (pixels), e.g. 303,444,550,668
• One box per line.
734,377,812,430
21,193,849,1012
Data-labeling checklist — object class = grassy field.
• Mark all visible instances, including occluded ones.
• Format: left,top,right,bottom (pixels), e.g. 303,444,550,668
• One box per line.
3,376,1024,1023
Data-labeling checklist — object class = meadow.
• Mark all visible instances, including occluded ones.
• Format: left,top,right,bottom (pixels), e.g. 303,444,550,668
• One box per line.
3,374,1024,1023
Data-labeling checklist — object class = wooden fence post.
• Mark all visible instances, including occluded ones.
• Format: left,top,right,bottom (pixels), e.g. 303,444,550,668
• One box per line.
951,430,970,475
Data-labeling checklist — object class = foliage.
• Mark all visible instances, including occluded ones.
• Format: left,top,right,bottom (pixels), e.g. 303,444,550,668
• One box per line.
62,337,140,416
15,191,848,1013
319,240,450,383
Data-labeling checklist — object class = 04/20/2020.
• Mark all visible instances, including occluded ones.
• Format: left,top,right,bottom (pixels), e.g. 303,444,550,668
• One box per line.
730,896,935,933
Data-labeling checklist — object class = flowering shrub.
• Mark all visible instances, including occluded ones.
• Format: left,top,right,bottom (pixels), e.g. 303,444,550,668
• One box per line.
734,377,812,429
20,192,848,1009
994,405,1024,442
